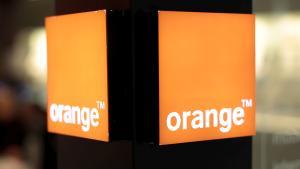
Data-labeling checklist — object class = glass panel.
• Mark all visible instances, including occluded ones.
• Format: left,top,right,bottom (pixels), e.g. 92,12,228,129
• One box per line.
254,1,300,169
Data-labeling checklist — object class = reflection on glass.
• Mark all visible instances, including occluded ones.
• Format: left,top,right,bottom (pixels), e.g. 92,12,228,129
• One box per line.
254,12,300,169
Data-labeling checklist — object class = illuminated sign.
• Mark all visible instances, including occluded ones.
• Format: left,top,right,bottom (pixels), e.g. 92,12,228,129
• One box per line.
46,10,109,141
159,11,255,145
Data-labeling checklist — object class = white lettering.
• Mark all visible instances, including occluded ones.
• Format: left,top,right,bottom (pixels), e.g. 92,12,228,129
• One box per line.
166,106,247,133
167,112,181,131
49,103,102,132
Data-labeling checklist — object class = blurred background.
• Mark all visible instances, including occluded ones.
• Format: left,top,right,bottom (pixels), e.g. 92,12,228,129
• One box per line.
254,0,300,169
0,0,299,169
0,1,54,169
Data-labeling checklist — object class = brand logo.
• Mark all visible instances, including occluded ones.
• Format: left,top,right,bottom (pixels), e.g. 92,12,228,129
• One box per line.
46,10,109,141
49,101,105,132
166,99,252,133
158,11,255,145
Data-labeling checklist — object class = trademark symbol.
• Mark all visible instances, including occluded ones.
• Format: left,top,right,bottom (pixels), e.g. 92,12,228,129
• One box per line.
241,99,252,108
96,101,105,110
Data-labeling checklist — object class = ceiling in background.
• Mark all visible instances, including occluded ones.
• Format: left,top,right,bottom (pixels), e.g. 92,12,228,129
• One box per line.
254,0,300,13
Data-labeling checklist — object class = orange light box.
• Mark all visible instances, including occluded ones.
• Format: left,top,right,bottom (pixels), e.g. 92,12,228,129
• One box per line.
159,11,256,145
46,10,109,141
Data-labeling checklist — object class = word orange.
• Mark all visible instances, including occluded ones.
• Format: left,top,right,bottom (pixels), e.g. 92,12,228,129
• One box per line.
166,99,252,133
46,10,109,141
159,11,256,145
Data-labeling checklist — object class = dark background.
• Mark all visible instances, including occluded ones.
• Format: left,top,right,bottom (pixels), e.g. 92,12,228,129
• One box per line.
0,0,300,169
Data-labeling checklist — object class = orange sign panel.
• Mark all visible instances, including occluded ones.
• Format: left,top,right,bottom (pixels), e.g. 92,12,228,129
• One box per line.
159,11,255,145
46,10,109,141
